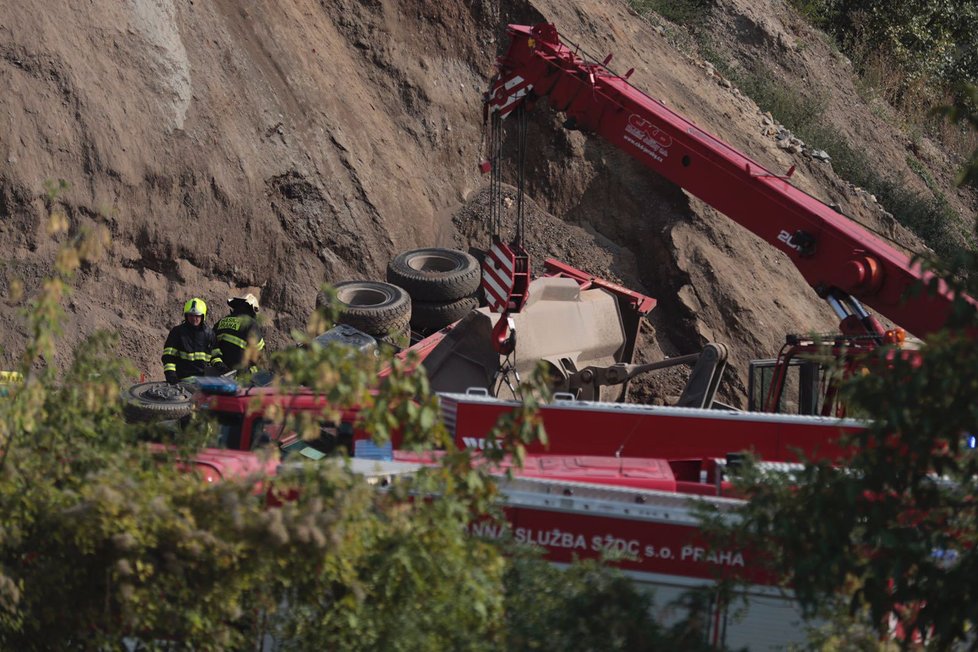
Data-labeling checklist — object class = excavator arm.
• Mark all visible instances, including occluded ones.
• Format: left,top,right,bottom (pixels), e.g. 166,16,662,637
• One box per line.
486,23,959,339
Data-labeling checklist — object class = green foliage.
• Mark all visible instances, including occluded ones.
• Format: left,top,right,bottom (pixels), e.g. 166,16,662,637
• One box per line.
0,258,511,649
786,1,978,195
788,0,978,97
936,83,978,188
720,64,965,258
629,0,716,26
638,0,971,257
786,0,845,25
850,174,961,259
505,555,655,650
704,337,978,649
906,154,939,193
503,552,726,651
701,90,978,647
799,599,903,651
268,465,507,652
0,195,703,649
704,226,978,645
736,69,827,132
798,123,964,258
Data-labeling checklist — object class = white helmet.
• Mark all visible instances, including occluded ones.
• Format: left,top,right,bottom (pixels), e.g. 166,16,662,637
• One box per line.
229,293,260,313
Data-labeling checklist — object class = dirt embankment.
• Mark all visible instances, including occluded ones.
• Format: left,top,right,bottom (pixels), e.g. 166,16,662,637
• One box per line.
0,0,973,405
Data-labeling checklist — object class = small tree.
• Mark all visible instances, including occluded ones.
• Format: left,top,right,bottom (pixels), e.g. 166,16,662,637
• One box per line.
705,116,978,647
789,0,978,100
0,191,705,650
937,84,978,189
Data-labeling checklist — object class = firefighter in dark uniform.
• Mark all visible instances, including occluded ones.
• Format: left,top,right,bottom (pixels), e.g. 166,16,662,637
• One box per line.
211,293,265,373
162,298,216,384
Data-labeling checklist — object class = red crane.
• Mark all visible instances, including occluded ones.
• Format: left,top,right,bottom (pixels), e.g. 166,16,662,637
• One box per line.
484,23,960,342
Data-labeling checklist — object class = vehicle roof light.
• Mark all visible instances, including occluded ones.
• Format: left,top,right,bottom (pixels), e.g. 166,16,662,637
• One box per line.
193,376,240,395
884,328,906,345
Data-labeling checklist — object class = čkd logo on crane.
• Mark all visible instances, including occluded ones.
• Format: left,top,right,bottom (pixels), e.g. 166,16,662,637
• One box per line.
626,114,673,149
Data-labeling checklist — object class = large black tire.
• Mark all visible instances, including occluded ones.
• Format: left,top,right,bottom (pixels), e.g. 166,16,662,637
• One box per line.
377,321,411,349
386,248,481,302
410,296,479,332
321,281,411,337
121,381,194,423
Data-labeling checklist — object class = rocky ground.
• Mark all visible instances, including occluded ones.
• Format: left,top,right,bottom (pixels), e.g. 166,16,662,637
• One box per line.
0,0,973,406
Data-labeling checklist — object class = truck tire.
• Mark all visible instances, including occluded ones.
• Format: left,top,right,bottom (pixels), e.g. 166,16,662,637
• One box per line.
121,381,194,423
377,321,411,349
410,296,479,332
324,281,411,337
386,248,481,302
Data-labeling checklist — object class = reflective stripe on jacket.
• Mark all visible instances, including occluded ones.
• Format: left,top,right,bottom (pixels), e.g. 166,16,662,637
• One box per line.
162,322,216,379
211,313,265,371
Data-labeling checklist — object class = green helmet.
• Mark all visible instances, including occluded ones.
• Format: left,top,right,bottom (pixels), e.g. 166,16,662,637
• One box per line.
183,298,208,318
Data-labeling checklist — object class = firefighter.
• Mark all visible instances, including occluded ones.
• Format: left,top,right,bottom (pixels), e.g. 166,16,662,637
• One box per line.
162,298,217,384
211,293,265,373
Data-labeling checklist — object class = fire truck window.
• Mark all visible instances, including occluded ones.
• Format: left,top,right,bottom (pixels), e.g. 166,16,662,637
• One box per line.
306,423,340,456
304,422,354,457
280,438,328,461
250,419,275,450
779,366,802,414
278,422,354,460
748,362,775,412
214,413,244,450
748,359,822,415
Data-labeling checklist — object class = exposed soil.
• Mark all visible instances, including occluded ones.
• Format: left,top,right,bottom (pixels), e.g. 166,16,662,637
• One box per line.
0,0,974,406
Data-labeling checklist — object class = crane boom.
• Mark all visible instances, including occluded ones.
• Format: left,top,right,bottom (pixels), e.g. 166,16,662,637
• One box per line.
486,23,959,338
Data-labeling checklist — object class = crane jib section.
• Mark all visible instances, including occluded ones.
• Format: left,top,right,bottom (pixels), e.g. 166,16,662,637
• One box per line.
486,23,963,338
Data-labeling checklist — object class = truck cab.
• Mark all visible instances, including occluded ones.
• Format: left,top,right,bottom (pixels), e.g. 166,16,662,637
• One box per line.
192,378,368,455
747,330,914,416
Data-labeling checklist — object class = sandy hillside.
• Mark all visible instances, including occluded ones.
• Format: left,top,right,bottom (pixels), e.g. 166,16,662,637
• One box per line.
0,0,973,405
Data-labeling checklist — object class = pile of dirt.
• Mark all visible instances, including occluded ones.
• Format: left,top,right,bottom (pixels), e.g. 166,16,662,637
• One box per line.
0,0,973,405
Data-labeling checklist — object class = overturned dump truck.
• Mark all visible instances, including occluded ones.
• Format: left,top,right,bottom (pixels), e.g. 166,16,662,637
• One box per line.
404,258,728,408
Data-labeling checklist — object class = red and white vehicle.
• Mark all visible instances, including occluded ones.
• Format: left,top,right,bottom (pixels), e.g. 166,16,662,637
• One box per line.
438,390,862,462
473,456,804,650
267,442,809,651
185,372,841,650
